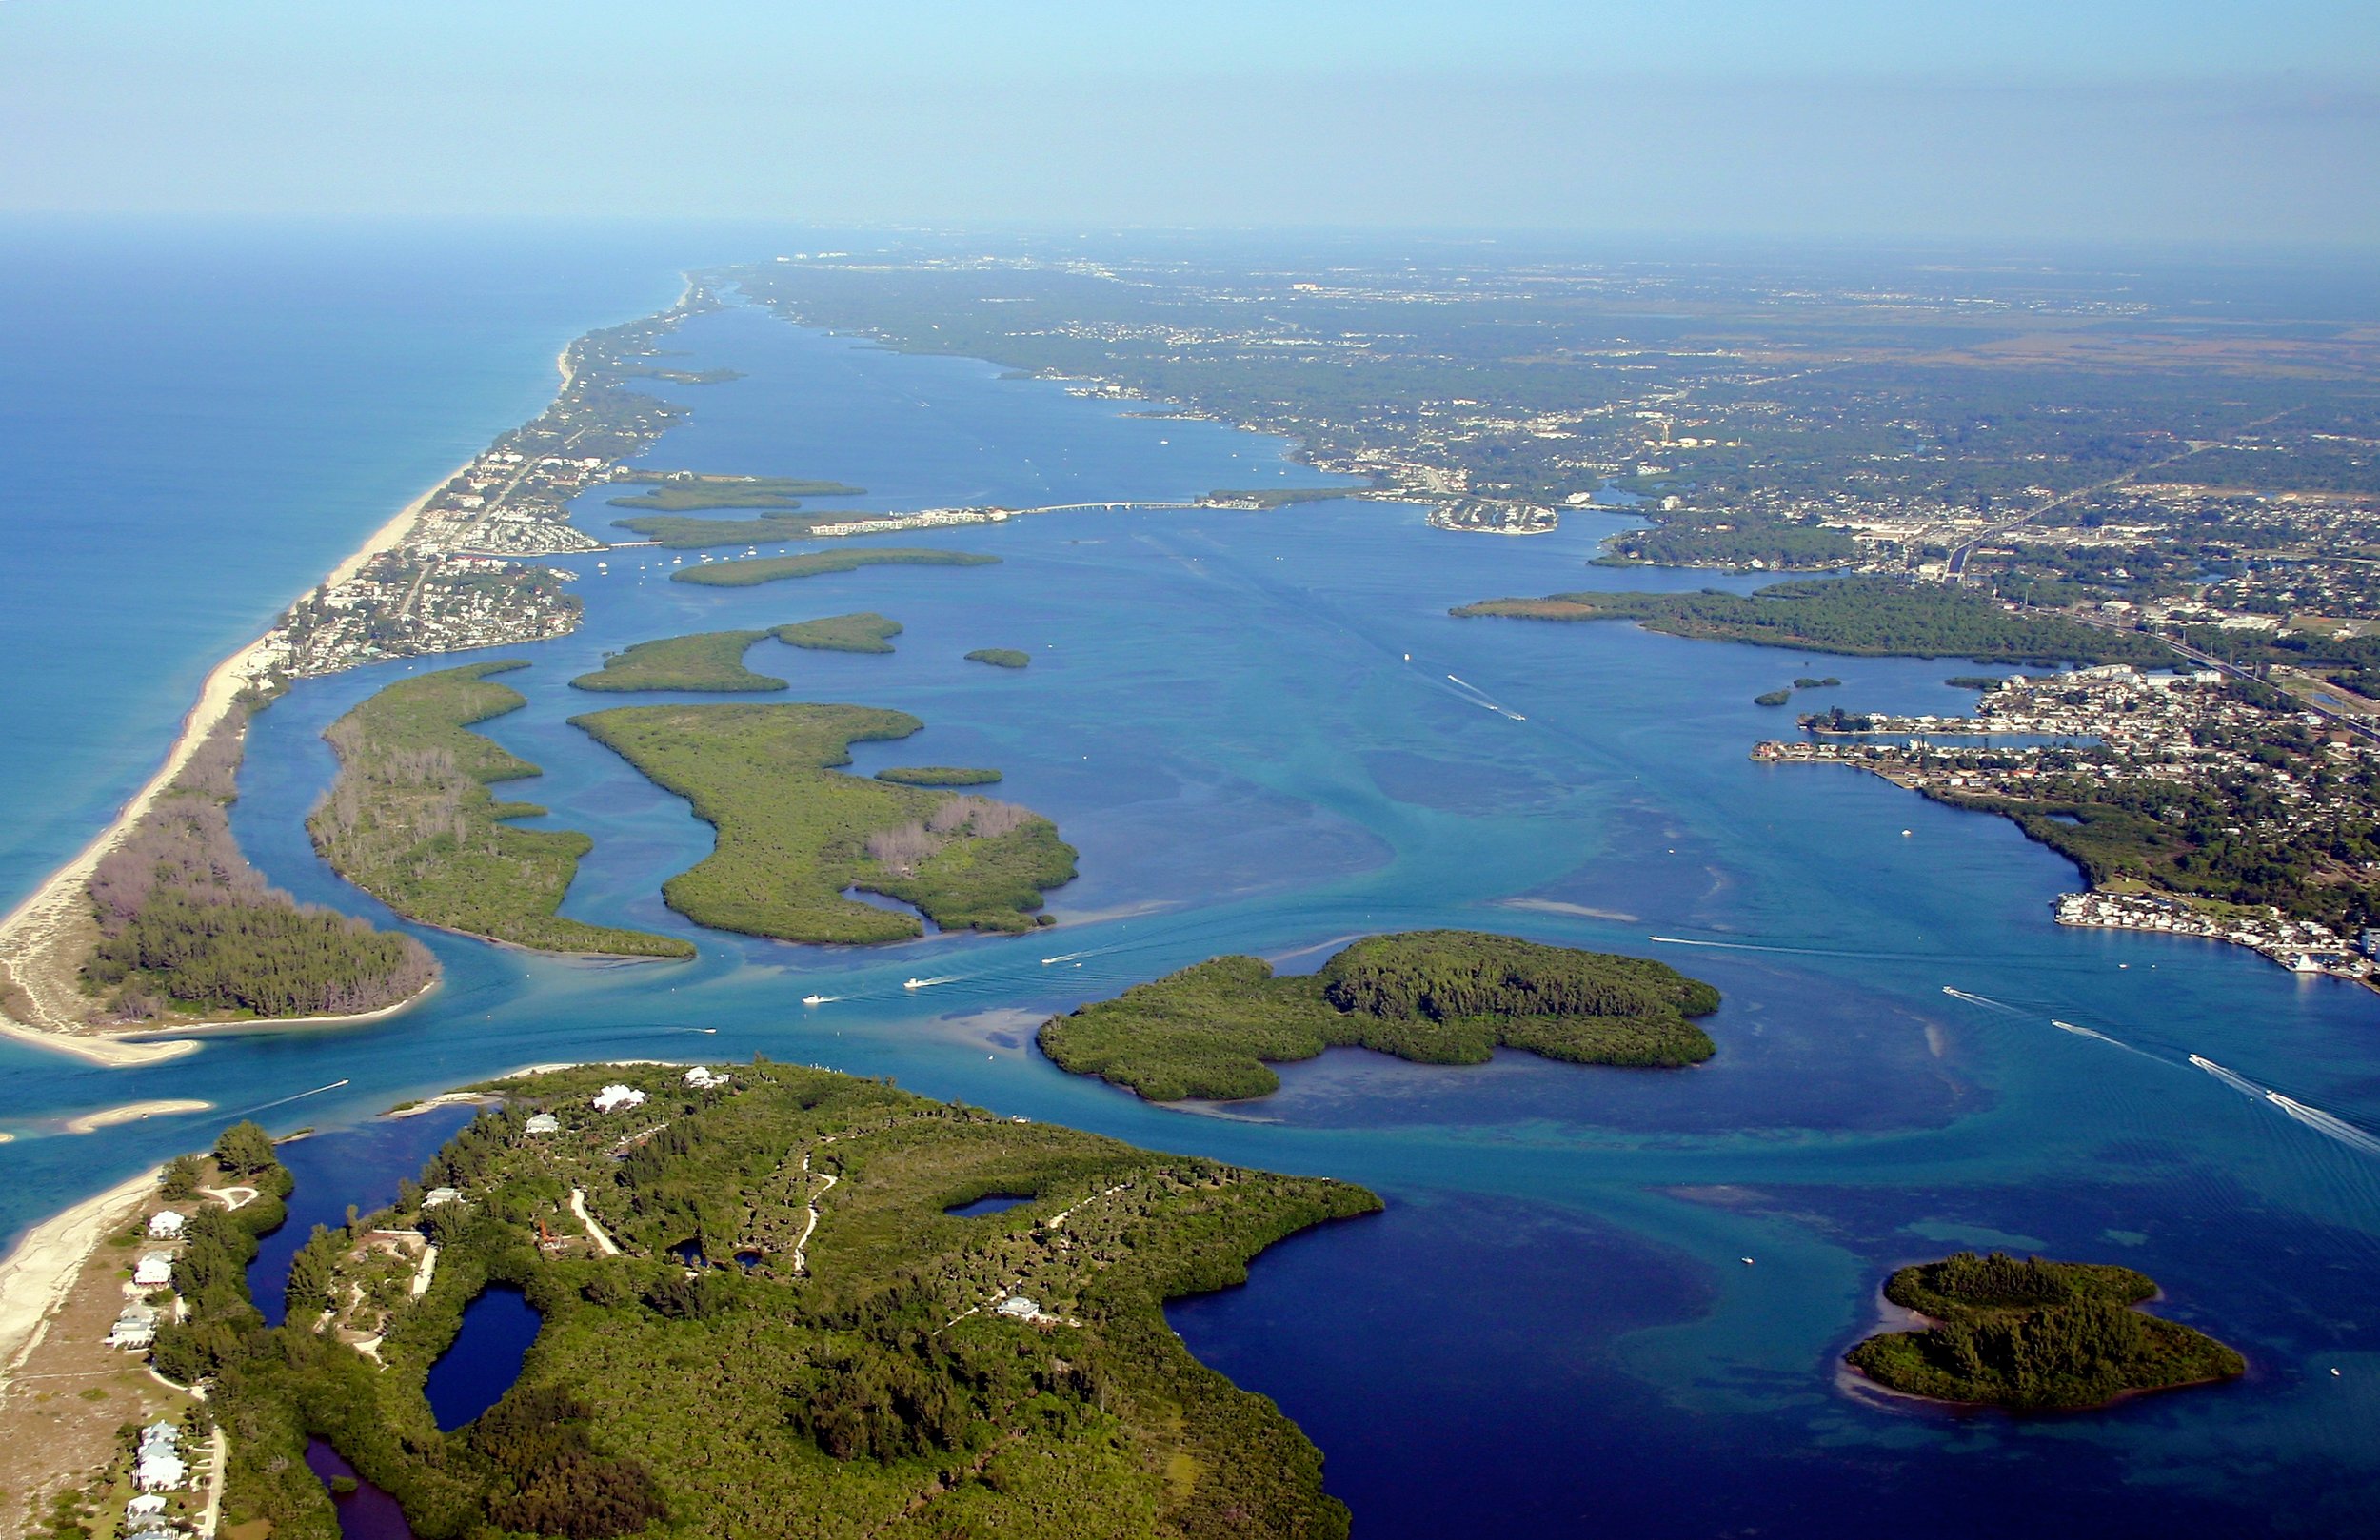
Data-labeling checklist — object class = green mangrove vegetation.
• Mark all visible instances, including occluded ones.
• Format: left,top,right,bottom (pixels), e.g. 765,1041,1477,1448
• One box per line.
569,630,788,693
613,514,834,548
1845,1252,2245,1411
776,613,903,653
964,648,1031,669
1453,576,2172,664
205,1062,1375,1540
573,703,1075,942
607,472,867,512
1040,930,1720,1101
83,708,436,1021
874,767,1002,787
1754,689,1792,707
309,662,694,958
673,549,1000,589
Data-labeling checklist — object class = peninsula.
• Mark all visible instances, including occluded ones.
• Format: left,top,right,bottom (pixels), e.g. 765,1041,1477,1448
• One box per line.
0,288,724,1064
1040,930,1720,1101
569,629,790,693
1845,1251,2244,1411
143,1063,1373,1540
574,702,1076,942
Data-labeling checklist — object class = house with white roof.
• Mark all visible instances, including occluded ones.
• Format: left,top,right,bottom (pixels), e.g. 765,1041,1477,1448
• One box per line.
524,1112,561,1135
146,1211,185,1240
133,1252,175,1288
684,1066,728,1090
108,1303,159,1349
133,1450,187,1491
592,1084,647,1114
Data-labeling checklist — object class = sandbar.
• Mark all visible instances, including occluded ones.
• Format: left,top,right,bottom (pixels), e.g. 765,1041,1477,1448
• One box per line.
59,1099,214,1135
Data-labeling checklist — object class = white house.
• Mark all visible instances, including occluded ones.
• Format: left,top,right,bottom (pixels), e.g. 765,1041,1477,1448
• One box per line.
133,1252,175,1288
133,1450,187,1491
993,1295,1041,1320
140,1418,179,1451
126,1493,168,1523
146,1211,185,1240
108,1304,159,1349
592,1084,647,1114
684,1066,728,1090
524,1112,561,1135
422,1187,463,1209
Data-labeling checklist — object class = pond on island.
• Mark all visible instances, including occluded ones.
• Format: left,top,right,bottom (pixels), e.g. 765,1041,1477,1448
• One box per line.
306,1440,415,1540
945,1194,1034,1217
425,1285,541,1431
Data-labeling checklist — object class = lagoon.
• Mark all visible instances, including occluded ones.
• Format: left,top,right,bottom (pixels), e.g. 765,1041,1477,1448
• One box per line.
4,231,2379,1536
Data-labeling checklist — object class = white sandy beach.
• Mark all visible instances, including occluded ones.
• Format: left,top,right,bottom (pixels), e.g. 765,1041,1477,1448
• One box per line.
0,457,477,1069
0,1165,159,1389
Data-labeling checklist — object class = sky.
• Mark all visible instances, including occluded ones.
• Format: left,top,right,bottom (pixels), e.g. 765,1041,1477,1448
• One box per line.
4,0,2376,245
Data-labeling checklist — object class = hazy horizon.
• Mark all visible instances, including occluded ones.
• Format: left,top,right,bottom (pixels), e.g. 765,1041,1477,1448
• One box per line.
5,0,2375,247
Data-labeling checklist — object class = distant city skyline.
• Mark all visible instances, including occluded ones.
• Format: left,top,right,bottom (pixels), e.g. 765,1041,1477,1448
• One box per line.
4,0,2375,244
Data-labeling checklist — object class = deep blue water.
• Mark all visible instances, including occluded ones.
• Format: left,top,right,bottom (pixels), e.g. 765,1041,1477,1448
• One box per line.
945,1194,1034,1217
306,1439,417,1540
6,227,2380,1536
425,1286,541,1431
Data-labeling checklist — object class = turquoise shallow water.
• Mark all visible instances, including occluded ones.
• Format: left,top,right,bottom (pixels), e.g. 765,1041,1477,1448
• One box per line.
6,246,2380,1535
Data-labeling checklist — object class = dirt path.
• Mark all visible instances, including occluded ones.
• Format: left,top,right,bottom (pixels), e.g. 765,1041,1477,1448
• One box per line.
570,1188,621,1256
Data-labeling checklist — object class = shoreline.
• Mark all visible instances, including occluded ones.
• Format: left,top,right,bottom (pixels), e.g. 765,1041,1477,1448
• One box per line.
0,459,467,1068
0,1164,161,1391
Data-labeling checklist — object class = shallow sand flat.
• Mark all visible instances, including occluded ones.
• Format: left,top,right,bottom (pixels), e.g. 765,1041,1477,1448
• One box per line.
58,1099,215,1135
0,1165,159,1385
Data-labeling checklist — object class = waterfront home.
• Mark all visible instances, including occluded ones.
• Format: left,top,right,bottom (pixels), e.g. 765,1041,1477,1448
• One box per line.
524,1112,561,1135
593,1084,647,1114
133,1252,175,1287
133,1449,187,1491
422,1186,463,1208
146,1211,185,1239
684,1066,729,1090
108,1303,159,1349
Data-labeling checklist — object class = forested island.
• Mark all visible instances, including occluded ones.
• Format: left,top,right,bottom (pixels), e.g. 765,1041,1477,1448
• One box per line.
778,612,903,653
875,767,1002,787
673,549,999,589
1845,1252,2244,1411
310,662,694,958
77,705,437,1024
570,630,790,693
573,703,1075,942
964,648,1030,669
1040,931,1719,1101
195,1062,1375,1540
608,472,866,512
1453,577,2172,664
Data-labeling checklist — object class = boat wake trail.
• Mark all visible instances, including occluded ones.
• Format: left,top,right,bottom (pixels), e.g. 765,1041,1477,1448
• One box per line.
2191,1056,2380,1157
1942,986,2022,1012
1442,674,1527,721
902,976,961,992
2050,1018,2165,1061
228,1078,350,1119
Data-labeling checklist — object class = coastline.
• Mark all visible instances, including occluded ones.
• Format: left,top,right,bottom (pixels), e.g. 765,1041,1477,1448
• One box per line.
0,1164,160,1390
0,452,477,1067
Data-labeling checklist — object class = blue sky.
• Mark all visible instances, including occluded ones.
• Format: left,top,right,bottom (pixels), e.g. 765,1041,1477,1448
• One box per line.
5,1,2375,243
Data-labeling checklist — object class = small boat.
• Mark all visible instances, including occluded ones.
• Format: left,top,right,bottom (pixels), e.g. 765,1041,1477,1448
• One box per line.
903,976,955,991
802,994,832,1006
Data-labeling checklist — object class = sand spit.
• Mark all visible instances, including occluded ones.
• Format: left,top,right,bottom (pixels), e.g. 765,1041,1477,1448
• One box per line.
59,1100,215,1135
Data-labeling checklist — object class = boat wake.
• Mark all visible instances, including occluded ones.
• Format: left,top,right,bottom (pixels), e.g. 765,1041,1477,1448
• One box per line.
902,976,960,991
1442,673,1527,721
2191,1056,2380,1157
1941,986,2021,1012
229,1078,351,1119
801,994,840,1007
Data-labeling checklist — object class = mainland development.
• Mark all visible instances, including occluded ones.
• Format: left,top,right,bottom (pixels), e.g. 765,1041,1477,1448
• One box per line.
14,245,2378,1534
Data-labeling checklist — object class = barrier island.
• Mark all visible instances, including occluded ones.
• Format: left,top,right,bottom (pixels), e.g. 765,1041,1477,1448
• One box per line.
1845,1251,2245,1411
97,1064,1376,1540
965,648,1030,669
674,548,999,589
607,471,866,512
574,703,1075,942
310,662,694,958
569,629,788,693
1041,930,1720,1101
777,612,903,653
1453,576,2169,665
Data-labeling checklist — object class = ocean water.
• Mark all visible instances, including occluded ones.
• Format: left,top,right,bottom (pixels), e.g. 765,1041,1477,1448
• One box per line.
4,232,2379,1536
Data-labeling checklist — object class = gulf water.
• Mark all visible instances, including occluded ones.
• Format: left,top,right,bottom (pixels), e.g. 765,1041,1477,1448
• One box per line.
4,227,2378,1535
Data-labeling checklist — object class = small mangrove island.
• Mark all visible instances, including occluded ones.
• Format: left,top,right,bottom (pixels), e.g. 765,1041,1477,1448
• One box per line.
1040,930,1720,1101
608,470,866,511
777,612,903,653
310,661,694,958
875,766,1002,787
173,1062,1379,1540
1845,1251,2245,1411
964,648,1030,669
573,702,1075,942
569,629,789,693
673,548,1000,588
